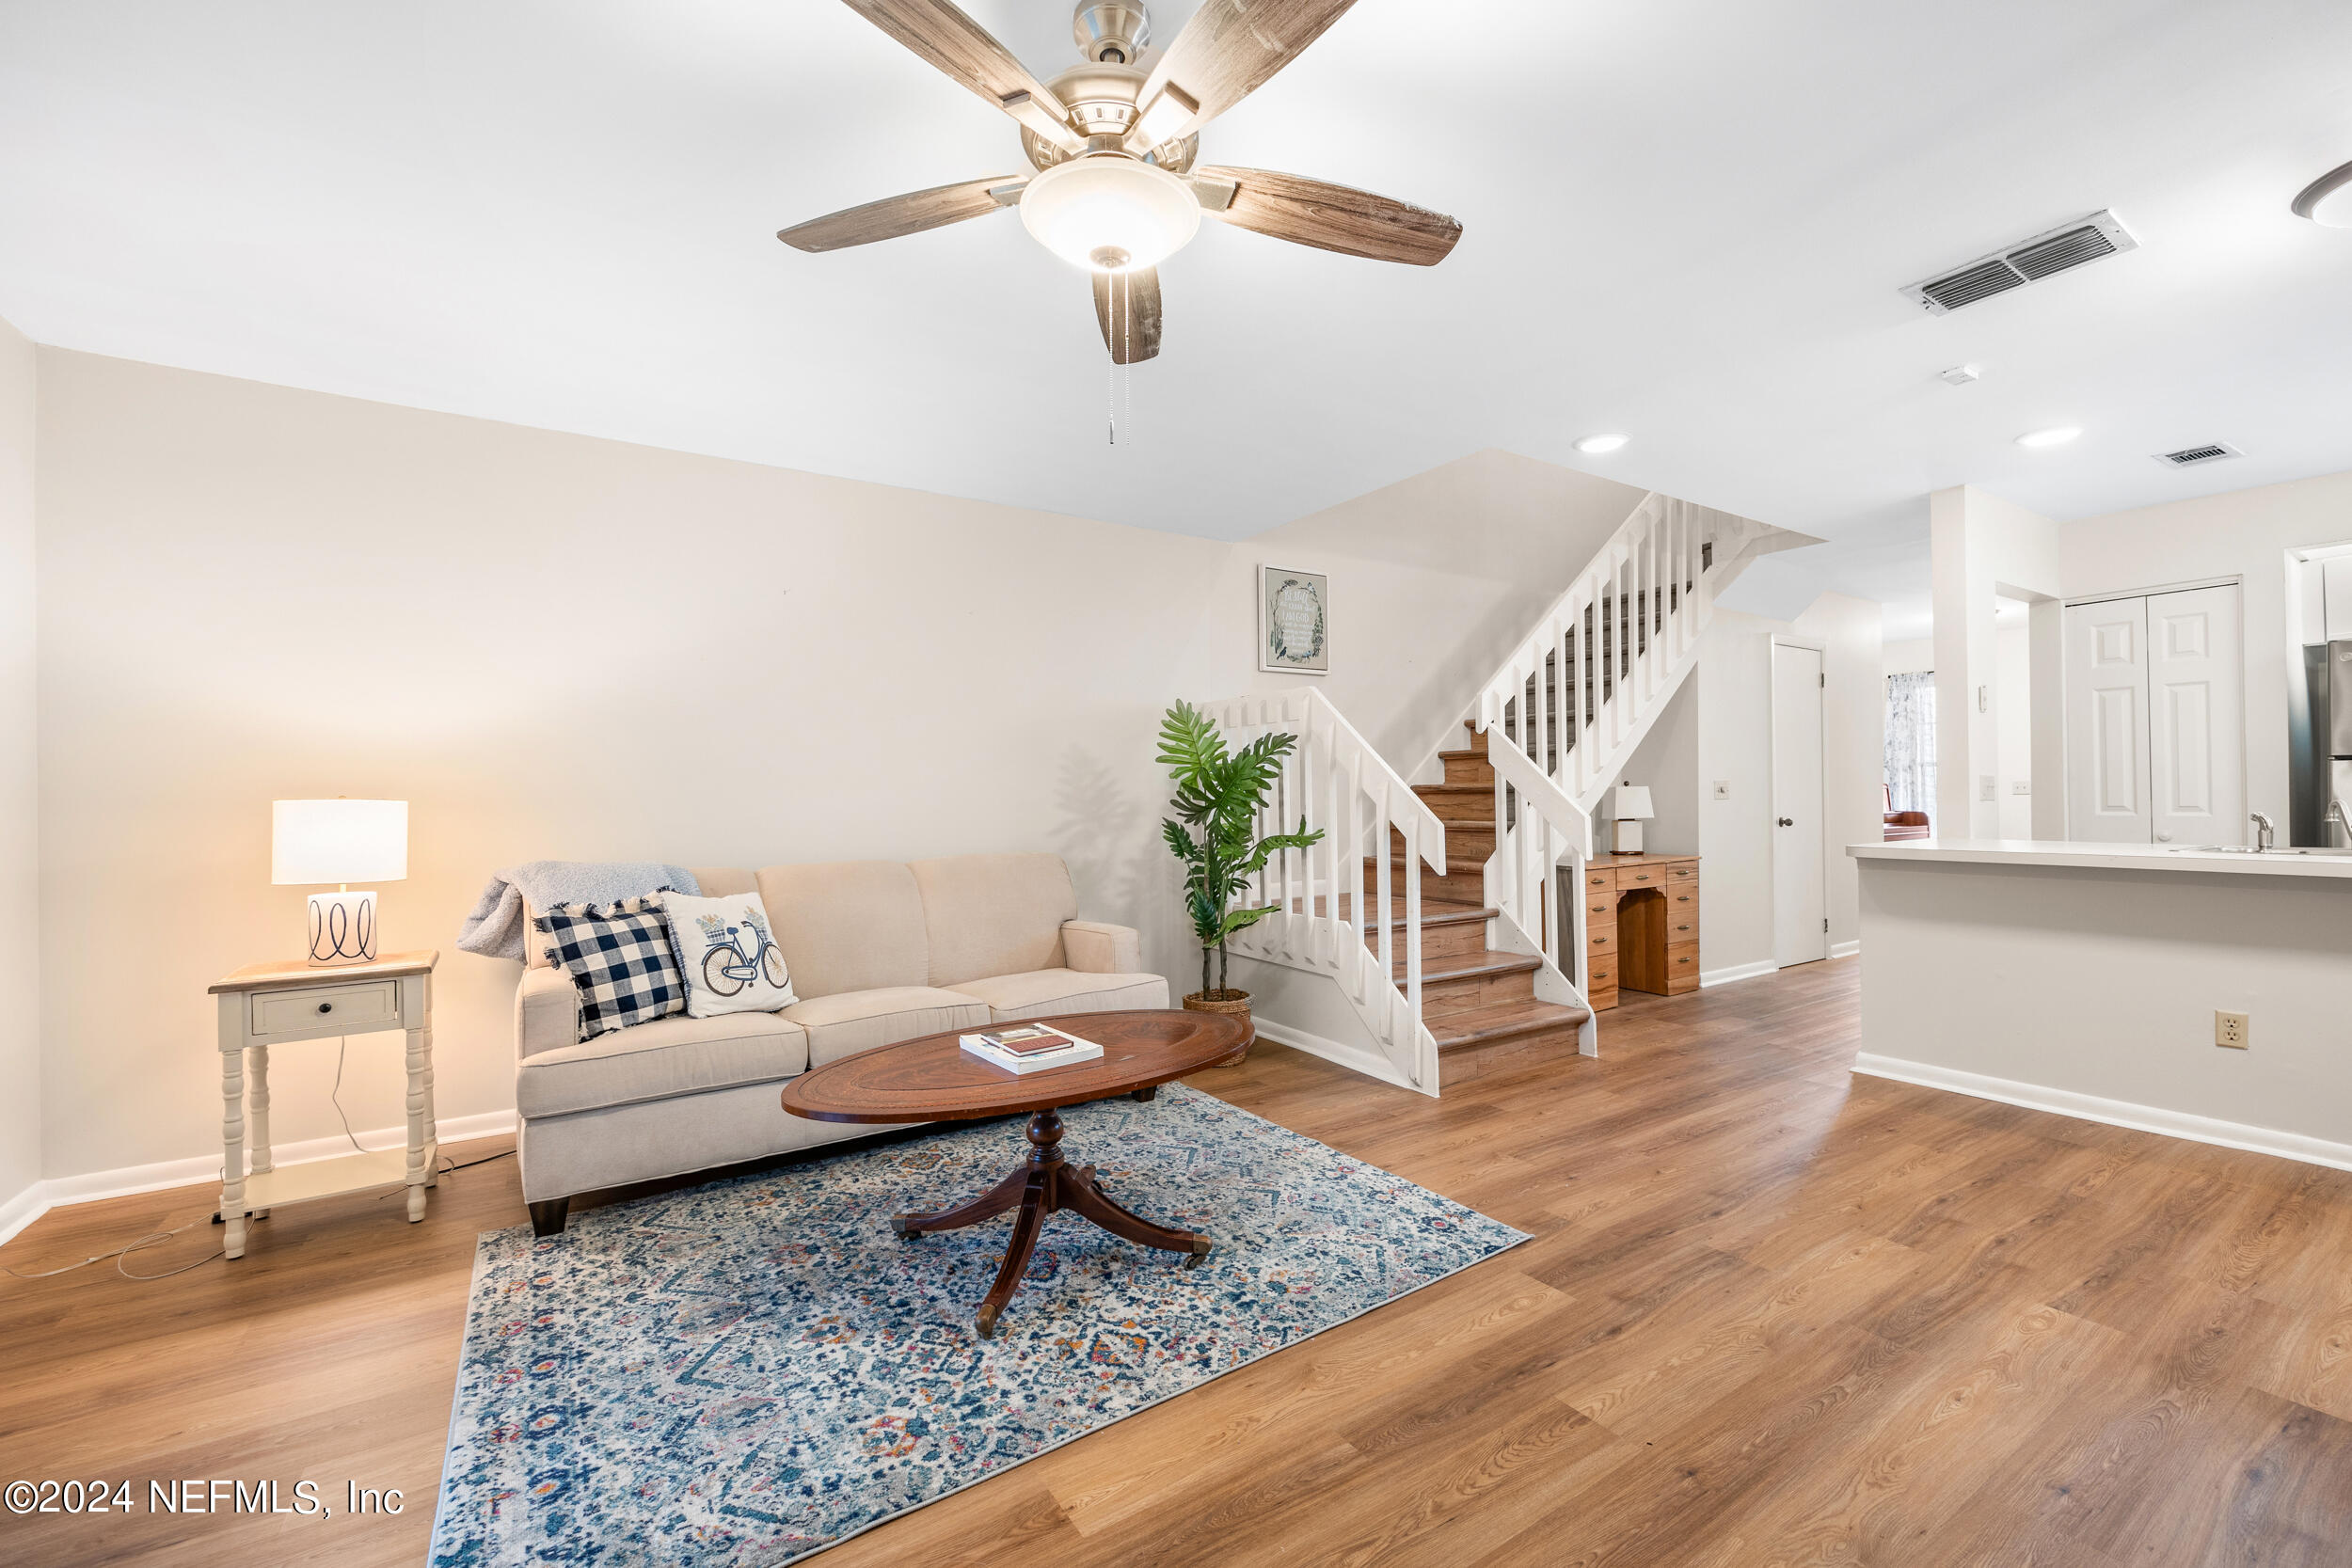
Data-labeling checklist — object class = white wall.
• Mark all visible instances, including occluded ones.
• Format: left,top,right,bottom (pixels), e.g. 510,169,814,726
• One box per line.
1930,486,2061,837
1883,639,1934,676
0,319,38,1226
1995,620,2032,838
2058,469,2352,836
24,356,1661,1188
33,349,1243,1182
1195,450,1648,775
1640,593,1884,982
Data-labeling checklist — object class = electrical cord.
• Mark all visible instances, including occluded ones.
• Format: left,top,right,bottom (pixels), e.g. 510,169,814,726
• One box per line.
1,1212,223,1282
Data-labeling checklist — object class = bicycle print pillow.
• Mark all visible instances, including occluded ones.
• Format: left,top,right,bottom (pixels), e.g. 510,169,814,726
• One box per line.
660,890,801,1019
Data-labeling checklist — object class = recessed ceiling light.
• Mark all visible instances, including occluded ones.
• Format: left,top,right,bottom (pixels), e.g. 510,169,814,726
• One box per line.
2016,426,2081,449
2292,158,2352,228
1575,434,1629,454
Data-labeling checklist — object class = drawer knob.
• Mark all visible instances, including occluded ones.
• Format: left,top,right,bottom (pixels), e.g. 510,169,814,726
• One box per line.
317,1002,333,1015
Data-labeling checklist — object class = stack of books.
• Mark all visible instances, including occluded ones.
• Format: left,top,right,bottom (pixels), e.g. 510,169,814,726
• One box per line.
960,1022,1104,1074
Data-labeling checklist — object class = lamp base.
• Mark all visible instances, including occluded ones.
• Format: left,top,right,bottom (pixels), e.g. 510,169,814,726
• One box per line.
1611,821,1646,855
307,890,378,965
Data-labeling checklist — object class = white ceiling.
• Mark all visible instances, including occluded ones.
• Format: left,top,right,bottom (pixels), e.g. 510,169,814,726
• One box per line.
4,1,2350,560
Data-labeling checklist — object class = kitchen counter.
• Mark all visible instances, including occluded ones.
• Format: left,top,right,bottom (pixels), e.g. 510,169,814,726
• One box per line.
1851,837,2352,879
1848,838,2352,1171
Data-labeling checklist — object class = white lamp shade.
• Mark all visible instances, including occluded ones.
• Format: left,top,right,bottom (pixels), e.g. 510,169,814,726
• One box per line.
1019,155,1201,272
272,800,408,885
1613,784,1656,821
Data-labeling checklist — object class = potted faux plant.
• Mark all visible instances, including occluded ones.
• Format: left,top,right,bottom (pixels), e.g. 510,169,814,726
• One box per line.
1156,700,1325,1061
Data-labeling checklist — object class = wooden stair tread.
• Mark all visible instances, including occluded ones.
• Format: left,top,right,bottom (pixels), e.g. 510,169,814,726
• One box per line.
1393,948,1541,982
1428,998,1592,1051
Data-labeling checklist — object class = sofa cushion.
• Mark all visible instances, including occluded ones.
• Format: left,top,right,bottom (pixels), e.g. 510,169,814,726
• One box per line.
951,968,1169,1022
757,861,930,999
533,895,688,1040
780,986,992,1068
910,853,1077,987
516,1011,810,1118
688,866,756,898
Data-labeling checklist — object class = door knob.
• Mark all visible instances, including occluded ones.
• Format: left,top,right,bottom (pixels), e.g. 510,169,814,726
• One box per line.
1777,816,1793,827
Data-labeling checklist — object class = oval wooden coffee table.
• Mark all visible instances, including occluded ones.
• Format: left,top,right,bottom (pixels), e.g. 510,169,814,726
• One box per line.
782,1008,1250,1338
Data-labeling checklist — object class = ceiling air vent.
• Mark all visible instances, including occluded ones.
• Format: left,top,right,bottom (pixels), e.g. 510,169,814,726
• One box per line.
1900,210,2138,316
2153,442,2243,468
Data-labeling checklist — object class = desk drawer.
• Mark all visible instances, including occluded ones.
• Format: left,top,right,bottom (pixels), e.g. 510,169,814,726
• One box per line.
1669,885,1698,913
1585,866,1614,893
252,980,399,1036
1587,924,1618,957
1667,863,1698,884
1616,863,1665,888
1585,891,1616,923
1664,942,1700,994
1666,910,1699,943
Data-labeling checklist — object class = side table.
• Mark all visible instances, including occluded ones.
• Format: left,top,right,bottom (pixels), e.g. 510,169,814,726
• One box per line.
207,949,439,1259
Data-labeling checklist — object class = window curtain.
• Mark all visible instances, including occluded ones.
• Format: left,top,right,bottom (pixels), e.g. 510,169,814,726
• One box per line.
1885,672,1936,816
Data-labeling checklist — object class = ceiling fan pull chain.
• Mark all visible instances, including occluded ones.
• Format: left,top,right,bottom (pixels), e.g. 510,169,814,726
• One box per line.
1121,271,1133,446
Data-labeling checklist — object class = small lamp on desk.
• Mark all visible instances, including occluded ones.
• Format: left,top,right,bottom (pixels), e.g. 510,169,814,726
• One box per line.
1610,784,1654,856
272,799,407,965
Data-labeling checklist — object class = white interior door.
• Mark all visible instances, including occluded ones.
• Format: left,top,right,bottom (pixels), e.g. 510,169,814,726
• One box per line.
1772,642,1827,968
2064,597,2153,842
2148,584,2245,846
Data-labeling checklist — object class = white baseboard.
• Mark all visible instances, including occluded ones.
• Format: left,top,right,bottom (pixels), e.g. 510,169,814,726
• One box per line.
1828,940,1860,959
1851,1053,2352,1173
1247,1018,1417,1094
1700,959,1777,989
0,1108,518,1248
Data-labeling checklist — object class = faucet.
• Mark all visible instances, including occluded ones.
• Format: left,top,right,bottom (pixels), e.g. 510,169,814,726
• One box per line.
2328,800,2352,842
2250,811,2275,851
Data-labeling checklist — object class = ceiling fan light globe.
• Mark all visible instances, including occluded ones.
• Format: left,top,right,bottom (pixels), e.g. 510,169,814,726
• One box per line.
1020,155,1200,272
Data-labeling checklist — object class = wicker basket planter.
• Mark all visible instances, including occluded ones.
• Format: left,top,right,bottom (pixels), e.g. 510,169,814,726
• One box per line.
1182,989,1255,1064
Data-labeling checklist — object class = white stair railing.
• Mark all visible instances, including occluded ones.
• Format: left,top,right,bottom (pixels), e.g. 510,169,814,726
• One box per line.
1192,689,1447,1095
1473,493,1767,1012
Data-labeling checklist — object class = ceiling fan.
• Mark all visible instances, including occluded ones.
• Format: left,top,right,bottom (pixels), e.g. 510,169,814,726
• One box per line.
778,0,1463,365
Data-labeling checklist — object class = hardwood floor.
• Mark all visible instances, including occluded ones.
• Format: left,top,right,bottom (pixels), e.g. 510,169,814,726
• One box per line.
6,957,2350,1565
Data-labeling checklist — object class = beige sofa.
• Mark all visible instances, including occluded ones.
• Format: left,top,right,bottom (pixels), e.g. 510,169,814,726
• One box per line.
513,853,1167,1234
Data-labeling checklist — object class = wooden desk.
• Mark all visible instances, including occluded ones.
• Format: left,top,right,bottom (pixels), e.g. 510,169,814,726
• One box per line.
1578,854,1699,1009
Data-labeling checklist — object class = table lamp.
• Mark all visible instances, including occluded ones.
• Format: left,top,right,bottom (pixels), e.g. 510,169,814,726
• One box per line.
273,799,408,965
1611,784,1655,855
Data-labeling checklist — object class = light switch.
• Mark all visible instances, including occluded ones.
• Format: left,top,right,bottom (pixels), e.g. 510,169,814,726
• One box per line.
1711,781,1731,800
1979,775,1996,802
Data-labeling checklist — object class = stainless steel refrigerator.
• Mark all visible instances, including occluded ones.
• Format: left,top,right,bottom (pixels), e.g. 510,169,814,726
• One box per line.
2292,640,2352,847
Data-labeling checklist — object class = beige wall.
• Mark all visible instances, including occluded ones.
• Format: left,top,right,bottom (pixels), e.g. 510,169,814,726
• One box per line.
34,349,1244,1180
0,319,37,1213
1930,486,2062,838
2058,468,2352,833
1624,592,1884,981
25,356,1661,1186
1193,450,1648,774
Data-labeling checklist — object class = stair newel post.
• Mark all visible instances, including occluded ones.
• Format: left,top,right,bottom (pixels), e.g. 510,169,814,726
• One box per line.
1402,797,1424,1084
1347,747,1368,1006
1374,786,1394,1048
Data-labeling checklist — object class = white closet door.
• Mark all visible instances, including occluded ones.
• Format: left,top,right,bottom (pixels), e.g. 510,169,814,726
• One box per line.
2065,598,2152,842
2148,584,2245,847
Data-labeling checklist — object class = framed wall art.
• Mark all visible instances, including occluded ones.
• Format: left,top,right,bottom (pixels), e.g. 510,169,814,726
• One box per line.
1259,565,1329,675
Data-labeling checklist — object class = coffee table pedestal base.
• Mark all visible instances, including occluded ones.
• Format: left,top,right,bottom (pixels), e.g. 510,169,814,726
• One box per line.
891,1106,1211,1338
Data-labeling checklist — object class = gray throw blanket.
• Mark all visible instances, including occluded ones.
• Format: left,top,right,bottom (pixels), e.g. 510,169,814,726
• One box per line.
457,861,703,962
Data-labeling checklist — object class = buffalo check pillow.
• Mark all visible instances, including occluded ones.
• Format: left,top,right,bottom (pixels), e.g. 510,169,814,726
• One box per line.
534,894,686,1041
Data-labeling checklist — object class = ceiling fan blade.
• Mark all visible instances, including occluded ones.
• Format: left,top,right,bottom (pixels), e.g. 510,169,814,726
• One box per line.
1194,166,1462,266
1128,0,1359,150
778,176,1024,253
1092,267,1163,364
838,0,1083,150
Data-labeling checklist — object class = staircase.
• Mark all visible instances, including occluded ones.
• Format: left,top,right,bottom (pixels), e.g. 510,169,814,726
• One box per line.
1196,491,1785,1096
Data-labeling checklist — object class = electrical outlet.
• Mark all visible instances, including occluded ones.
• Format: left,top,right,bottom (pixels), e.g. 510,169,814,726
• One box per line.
2011,779,2032,796
1711,780,1731,800
2216,1010,2249,1050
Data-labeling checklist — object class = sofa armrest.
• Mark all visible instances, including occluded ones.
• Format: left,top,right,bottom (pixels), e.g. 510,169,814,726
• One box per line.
1061,920,1143,974
516,964,581,1061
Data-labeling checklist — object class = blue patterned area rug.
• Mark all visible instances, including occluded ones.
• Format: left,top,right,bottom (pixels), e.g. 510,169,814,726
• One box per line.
429,1082,1524,1565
